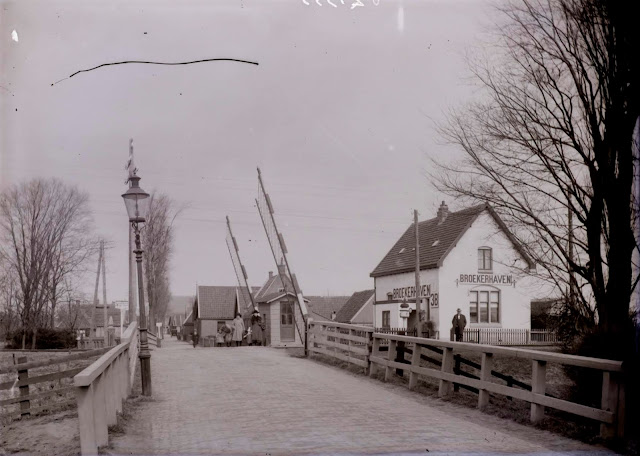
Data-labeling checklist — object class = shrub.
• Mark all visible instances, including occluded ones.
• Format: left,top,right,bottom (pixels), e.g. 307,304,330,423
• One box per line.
5,327,76,349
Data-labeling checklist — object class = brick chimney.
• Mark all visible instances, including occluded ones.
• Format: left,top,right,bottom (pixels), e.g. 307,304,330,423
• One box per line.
437,201,449,224
268,271,273,279
277,262,287,277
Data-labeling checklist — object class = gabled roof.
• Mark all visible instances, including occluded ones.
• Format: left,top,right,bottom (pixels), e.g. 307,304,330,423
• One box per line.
306,296,350,321
254,273,295,304
336,290,374,323
370,204,535,278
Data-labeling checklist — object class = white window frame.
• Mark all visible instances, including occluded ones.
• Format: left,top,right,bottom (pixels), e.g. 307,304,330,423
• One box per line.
469,287,500,324
478,247,493,272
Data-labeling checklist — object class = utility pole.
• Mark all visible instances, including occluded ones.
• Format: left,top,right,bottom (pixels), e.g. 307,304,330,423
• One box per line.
128,139,137,326
415,210,423,324
102,240,108,345
91,243,102,339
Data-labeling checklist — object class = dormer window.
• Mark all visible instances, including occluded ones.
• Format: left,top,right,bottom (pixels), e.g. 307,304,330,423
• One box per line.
478,247,492,272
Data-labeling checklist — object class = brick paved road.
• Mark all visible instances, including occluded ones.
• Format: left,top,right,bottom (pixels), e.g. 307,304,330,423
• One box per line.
108,338,612,456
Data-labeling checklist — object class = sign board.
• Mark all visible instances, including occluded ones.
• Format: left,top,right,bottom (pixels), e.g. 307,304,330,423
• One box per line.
114,301,128,311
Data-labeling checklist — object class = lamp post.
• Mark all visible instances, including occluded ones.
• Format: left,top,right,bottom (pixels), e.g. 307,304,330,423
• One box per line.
122,172,152,396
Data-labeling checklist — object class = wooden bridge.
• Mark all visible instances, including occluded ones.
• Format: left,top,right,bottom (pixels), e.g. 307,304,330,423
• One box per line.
8,321,622,455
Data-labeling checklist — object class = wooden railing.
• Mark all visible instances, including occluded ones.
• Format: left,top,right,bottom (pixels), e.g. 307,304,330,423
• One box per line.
463,328,558,345
308,322,625,439
0,347,110,419
74,322,139,455
308,321,374,372
147,330,161,348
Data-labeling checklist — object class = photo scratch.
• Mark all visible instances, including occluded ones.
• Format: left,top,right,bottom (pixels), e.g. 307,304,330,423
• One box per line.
51,58,259,86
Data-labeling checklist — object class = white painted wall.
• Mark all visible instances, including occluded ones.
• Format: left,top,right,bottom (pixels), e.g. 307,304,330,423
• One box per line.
374,269,439,329
439,211,535,337
350,296,373,324
267,298,303,348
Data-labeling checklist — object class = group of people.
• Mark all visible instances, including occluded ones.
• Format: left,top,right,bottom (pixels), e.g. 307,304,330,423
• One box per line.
192,311,266,348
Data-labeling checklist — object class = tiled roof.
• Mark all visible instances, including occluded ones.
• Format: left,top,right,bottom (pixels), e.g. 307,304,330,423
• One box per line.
336,290,374,323
197,285,260,319
306,296,350,321
370,204,535,278
197,286,236,320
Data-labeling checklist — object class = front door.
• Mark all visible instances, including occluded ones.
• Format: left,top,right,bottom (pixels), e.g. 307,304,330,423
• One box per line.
280,301,295,341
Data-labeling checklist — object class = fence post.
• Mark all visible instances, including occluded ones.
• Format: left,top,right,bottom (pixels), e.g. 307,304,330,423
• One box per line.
93,373,108,447
307,324,314,359
17,356,30,417
348,328,354,363
76,384,97,456
408,343,421,390
438,347,454,397
369,336,380,378
453,355,461,392
385,340,397,382
600,371,623,438
530,360,546,423
395,330,405,377
363,329,372,375
478,353,493,410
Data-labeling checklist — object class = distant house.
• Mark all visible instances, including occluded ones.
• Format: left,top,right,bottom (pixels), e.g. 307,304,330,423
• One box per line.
306,295,350,322
182,310,194,340
74,305,127,338
192,285,260,344
335,290,375,325
254,264,309,348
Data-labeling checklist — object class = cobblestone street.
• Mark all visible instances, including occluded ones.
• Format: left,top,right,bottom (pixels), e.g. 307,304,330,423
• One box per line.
108,338,611,456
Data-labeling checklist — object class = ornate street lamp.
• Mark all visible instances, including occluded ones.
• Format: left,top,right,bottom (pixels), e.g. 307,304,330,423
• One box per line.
122,172,152,396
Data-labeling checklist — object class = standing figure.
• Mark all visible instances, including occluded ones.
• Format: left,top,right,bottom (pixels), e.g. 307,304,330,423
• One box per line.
192,328,198,348
231,313,245,347
223,322,233,347
215,328,225,347
452,308,467,342
251,311,265,346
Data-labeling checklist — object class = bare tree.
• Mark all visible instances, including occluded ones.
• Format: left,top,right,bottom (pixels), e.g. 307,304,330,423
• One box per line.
0,178,96,348
142,193,180,331
433,0,639,354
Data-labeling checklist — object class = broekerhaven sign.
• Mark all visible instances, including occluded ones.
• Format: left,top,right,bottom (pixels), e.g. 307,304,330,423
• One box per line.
459,274,513,285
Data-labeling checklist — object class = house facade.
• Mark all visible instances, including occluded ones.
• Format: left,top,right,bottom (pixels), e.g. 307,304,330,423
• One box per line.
370,202,537,339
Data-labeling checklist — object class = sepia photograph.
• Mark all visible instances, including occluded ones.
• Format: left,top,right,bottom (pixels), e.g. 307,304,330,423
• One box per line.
0,0,638,455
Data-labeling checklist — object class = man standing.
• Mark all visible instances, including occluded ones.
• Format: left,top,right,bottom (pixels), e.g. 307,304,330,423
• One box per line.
452,308,466,342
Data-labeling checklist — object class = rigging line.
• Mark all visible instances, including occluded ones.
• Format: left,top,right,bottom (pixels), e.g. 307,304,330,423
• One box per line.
51,58,259,86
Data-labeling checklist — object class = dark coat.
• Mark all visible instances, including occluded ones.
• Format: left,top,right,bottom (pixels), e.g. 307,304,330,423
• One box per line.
251,321,264,342
452,313,467,333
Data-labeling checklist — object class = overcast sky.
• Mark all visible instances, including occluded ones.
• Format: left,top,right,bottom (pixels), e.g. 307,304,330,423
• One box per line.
1,0,496,301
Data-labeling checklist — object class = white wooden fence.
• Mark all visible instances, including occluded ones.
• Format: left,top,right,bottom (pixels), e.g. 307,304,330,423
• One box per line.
74,322,139,455
310,322,625,439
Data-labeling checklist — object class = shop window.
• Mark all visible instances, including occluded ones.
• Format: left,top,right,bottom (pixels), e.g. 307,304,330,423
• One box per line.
478,247,492,271
382,311,390,329
470,290,500,323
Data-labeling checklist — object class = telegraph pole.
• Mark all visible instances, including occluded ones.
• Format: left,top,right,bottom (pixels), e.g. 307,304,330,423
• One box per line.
91,243,102,338
101,240,108,345
415,210,423,323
